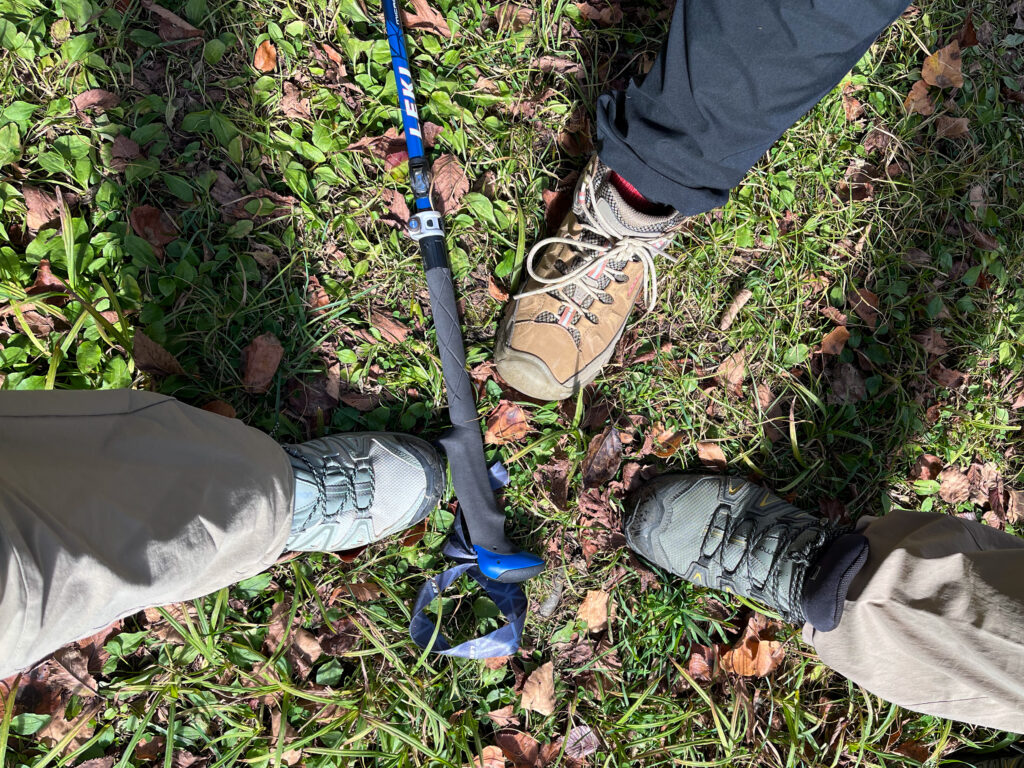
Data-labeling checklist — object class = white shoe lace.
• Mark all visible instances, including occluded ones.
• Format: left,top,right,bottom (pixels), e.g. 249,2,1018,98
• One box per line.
513,172,676,321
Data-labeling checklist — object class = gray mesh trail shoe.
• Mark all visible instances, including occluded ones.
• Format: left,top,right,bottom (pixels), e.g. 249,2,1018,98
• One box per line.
283,433,442,552
626,475,867,630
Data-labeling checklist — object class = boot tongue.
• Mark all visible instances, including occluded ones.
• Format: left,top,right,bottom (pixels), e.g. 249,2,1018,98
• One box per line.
800,533,869,632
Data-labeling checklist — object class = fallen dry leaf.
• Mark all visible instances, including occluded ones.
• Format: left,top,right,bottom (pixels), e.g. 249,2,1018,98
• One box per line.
756,384,785,444
270,710,303,766
904,80,935,116
345,582,382,601
913,327,949,357
495,730,540,768
146,0,203,46
520,661,556,716
581,427,622,489
541,170,579,234
488,274,510,303
380,187,411,230
957,11,979,48
577,589,609,633
935,115,969,139
576,0,622,26
133,328,186,377
201,400,236,418
135,736,166,761
938,466,970,504
819,326,851,356
685,643,720,682
281,81,311,120
484,400,532,444
962,220,999,251
1007,489,1024,525
306,275,329,312
841,82,864,121
402,0,452,38
369,310,410,343
534,55,583,79
467,745,507,768
487,705,520,729
909,453,942,481
23,186,60,231
717,350,746,397
649,423,685,458
109,134,141,172
534,456,571,510
253,39,277,72
828,362,866,404
718,288,752,331
495,2,533,31
847,288,879,330
242,332,284,394
922,41,963,88
51,646,98,698
720,613,785,677
930,362,965,389
72,89,119,112
37,701,100,756
431,154,469,215
564,725,599,760
696,441,726,470
129,205,178,256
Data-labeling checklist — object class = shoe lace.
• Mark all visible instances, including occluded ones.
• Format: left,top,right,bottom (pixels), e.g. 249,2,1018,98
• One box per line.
512,172,676,323
283,447,375,519
700,505,835,621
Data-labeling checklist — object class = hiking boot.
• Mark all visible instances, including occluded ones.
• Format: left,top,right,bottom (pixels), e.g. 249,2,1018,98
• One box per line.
494,156,685,401
283,433,442,552
626,475,868,630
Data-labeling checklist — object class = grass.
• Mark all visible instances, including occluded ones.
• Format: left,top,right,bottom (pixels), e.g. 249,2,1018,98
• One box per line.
1,0,1023,765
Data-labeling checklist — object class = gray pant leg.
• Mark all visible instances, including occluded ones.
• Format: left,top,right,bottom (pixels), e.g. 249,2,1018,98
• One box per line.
805,511,1024,733
0,390,293,677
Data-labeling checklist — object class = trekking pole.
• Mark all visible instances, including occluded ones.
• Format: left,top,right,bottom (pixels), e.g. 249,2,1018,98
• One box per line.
383,0,544,585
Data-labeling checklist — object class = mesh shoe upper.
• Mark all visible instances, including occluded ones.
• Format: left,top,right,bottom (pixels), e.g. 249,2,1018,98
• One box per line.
494,156,684,398
284,432,441,552
626,475,848,624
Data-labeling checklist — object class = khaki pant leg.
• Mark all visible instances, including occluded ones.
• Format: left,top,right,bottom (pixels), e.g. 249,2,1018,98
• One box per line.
804,510,1024,733
0,390,293,678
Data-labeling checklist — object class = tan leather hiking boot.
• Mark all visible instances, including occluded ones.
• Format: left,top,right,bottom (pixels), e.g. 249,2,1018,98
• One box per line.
494,156,685,400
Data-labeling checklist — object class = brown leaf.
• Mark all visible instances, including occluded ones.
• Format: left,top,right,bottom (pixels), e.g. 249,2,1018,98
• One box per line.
696,441,726,471
369,310,410,343
756,384,785,444
649,423,685,458
345,581,382,601
564,725,599,760
841,83,864,121
318,617,361,656
129,205,178,255
534,456,571,509
909,453,942,482
836,162,875,201
904,80,935,116
468,746,507,768
581,427,622,489
922,41,963,88
577,589,609,633
819,326,850,356
520,661,556,716
402,0,452,38
718,288,752,331
533,55,583,79
484,655,511,670
488,275,510,303
930,362,965,389
1007,489,1024,525
895,741,932,764
306,275,329,312
27,259,65,298
541,170,579,235
78,759,116,768
133,328,186,377
484,400,532,444
685,643,720,682
720,613,785,677
828,362,866,404
110,134,141,171
962,220,999,251
281,82,311,120
431,154,469,215
716,350,746,398
957,12,979,48
36,701,100,756
50,646,98,698
72,89,119,112
495,2,533,31
938,466,970,504
253,40,277,72
23,186,60,231
270,710,303,766
242,332,284,394
144,0,203,46
136,736,167,760
487,706,520,729
913,328,948,356
380,187,411,230
287,627,323,679
847,288,879,330
935,115,969,139
495,730,540,768
576,1,622,27
201,400,236,418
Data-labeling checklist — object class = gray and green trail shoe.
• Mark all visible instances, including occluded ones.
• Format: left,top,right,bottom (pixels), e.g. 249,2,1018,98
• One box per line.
626,475,868,630
283,433,442,552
